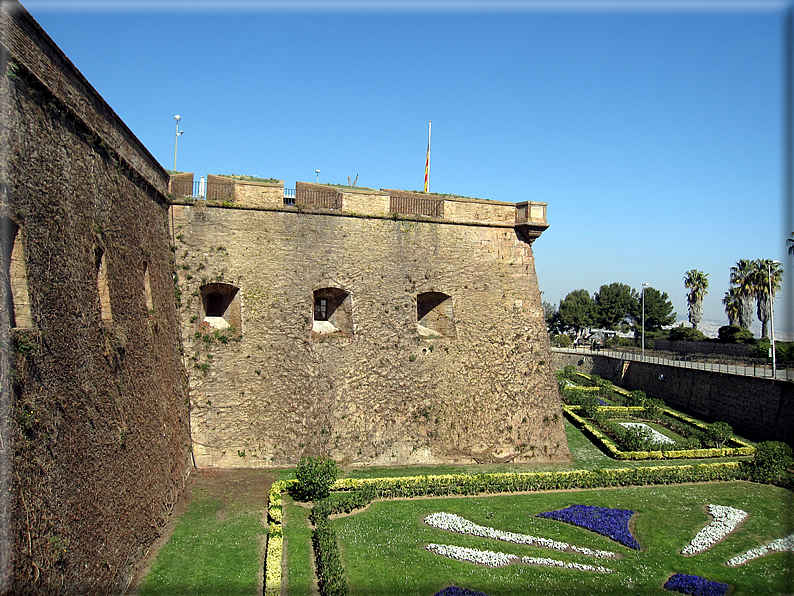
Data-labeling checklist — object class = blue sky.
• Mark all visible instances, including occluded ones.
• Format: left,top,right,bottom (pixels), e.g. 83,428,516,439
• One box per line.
24,0,793,335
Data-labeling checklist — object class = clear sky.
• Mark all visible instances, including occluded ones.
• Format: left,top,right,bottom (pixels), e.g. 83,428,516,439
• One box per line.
23,0,794,336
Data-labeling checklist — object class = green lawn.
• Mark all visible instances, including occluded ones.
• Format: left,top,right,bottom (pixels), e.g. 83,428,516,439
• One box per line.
138,497,265,596
330,482,793,595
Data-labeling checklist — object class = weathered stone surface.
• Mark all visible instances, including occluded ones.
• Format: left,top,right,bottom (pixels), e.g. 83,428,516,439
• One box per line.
173,204,570,468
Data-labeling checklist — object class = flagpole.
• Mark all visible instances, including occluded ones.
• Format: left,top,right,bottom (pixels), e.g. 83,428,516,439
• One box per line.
424,120,431,192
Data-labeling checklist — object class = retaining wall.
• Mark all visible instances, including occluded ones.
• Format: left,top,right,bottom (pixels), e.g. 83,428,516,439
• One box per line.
553,352,793,444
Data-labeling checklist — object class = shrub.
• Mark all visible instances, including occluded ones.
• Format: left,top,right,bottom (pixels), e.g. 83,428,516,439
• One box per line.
748,340,771,359
668,326,707,342
751,441,794,483
296,456,338,501
718,325,755,344
626,390,647,407
562,364,577,377
705,421,733,448
552,334,573,348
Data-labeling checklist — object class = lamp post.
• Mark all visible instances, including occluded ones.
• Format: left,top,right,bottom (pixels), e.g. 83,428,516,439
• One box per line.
769,260,780,379
315,169,320,183
173,115,183,172
641,283,649,359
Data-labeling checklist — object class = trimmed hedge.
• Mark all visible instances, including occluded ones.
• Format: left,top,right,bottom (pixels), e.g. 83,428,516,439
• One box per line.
563,406,755,460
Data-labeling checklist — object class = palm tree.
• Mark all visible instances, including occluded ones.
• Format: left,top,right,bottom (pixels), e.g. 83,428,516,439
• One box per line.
751,259,784,339
683,270,709,330
729,259,755,329
722,288,741,326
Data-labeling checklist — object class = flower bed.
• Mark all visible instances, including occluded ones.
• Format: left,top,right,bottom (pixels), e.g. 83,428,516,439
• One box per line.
434,587,491,596
680,504,747,555
424,512,616,558
726,532,794,566
426,543,517,567
663,573,729,596
426,543,614,573
564,406,755,460
618,422,676,445
536,505,640,550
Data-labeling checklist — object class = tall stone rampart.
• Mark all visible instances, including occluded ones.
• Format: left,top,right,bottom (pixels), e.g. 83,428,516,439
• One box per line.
172,201,569,468
1,2,191,592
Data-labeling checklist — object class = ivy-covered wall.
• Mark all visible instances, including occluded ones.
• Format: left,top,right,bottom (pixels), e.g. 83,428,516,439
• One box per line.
1,4,191,593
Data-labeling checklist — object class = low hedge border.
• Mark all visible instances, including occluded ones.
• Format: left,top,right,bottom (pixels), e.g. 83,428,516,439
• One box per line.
563,406,755,460
265,462,763,596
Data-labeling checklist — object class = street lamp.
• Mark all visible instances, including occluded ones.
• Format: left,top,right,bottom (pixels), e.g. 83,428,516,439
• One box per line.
769,260,780,379
173,115,184,172
641,283,650,359
315,169,320,183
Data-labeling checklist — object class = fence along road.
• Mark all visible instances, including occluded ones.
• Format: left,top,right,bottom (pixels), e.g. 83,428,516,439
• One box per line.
551,346,793,382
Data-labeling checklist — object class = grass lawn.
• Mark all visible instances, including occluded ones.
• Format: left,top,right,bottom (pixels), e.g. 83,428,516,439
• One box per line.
330,482,793,595
138,498,265,596
135,469,274,596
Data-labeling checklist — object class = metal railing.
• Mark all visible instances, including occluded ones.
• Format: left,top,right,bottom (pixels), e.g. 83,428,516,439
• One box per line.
552,346,793,381
390,195,444,218
283,189,341,210
171,181,234,200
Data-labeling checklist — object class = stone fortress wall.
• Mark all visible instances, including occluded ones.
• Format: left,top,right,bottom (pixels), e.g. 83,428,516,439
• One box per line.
170,181,568,468
1,2,191,592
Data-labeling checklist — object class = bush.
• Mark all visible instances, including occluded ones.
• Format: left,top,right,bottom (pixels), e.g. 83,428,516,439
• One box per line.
705,421,733,448
552,334,573,348
718,325,755,344
626,390,647,407
296,456,338,501
751,441,794,483
668,326,707,342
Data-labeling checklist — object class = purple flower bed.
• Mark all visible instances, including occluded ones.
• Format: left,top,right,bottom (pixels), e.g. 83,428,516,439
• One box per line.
536,504,641,550
597,398,609,405
434,587,491,596
663,573,729,596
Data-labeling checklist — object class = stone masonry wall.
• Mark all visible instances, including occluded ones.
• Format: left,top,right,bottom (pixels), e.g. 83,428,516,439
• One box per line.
172,204,569,468
552,351,793,444
1,3,191,592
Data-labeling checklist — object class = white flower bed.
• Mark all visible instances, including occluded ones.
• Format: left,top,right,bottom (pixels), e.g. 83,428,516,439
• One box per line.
726,533,794,567
521,556,613,574
681,504,748,555
426,543,517,567
618,422,676,445
424,512,616,558
425,543,614,573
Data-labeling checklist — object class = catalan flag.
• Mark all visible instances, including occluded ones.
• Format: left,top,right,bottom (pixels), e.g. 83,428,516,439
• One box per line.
424,120,431,192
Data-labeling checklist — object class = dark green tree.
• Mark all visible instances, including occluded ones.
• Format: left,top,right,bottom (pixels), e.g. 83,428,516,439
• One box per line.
594,283,637,331
557,289,596,338
543,300,562,335
636,286,676,332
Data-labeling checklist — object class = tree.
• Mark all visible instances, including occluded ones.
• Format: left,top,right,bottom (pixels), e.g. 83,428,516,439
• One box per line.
594,283,637,332
750,259,784,339
722,287,741,326
543,300,562,335
557,289,596,338
729,259,755,329
683,270,709,330
635,286,676,333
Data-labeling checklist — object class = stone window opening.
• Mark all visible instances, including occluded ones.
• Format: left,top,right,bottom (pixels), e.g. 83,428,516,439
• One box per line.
95,248,112,322
2,218,32,328
143,264,154,311
199,283,241,332
312,287,353,335
417,291,456,338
